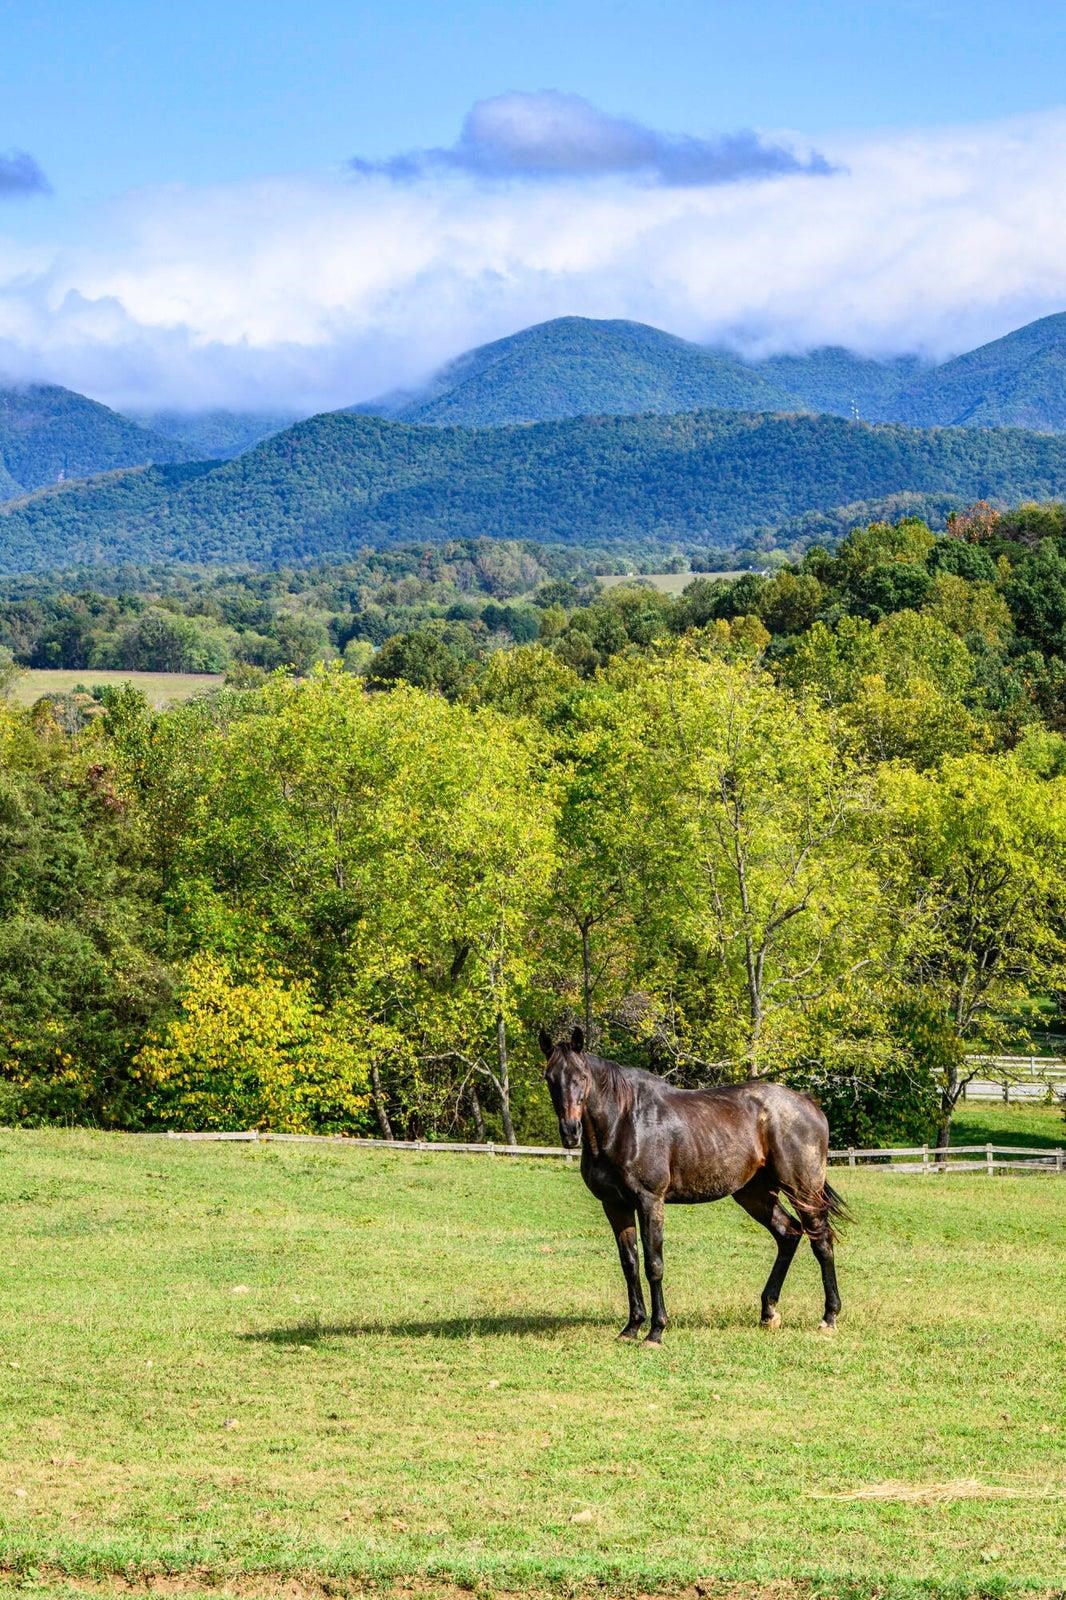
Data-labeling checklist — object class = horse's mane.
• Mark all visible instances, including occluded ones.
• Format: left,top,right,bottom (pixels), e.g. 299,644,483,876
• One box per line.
587,1053,650,1116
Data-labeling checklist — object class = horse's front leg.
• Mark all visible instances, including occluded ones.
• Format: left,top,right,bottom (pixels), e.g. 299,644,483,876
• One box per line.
602,1200,646,1338
636,1193,667,1345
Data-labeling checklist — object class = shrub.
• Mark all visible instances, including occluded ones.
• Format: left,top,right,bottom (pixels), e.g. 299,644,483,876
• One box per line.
135,954,372,1133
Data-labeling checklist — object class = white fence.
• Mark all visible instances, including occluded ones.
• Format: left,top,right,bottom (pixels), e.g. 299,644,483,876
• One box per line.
962,1054,1066,1102
161,1129,1065,1174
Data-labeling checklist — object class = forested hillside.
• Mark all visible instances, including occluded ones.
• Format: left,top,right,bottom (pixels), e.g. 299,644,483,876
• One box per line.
896,313,1066,431
386,317,793,424
3,407,1066,574
2,505,1063,1148
754,346,926,421
360,313,1066,434
365,313,1066,431
130,408,299,459
0,383,194,496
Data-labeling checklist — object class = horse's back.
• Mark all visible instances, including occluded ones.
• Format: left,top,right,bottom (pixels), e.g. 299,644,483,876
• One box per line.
724,1080,831,1191
656,1079,828,1202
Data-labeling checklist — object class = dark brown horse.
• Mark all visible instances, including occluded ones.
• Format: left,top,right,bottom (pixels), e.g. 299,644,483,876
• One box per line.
539,1027,848,1344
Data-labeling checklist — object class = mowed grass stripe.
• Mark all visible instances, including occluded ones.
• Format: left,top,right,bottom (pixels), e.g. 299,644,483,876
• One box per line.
0,1129,1063,1596
9,670,222,708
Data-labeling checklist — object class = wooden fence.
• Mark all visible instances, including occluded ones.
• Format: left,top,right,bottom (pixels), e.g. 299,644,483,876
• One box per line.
161,1129,1065,1174
962,1055,1066,1103
828,1142,1063,1174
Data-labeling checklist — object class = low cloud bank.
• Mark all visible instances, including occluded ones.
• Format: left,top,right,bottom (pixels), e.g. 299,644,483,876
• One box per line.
0,106,1064,411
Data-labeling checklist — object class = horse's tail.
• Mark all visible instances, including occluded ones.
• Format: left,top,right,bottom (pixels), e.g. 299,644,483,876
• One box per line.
823,1180,854,1241
782,1178,854,1242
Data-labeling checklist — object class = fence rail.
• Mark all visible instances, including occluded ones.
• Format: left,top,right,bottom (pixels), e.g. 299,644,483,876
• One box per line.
828,1141,1063,1174
962,1054,1066,1103
160,1129,1064,1174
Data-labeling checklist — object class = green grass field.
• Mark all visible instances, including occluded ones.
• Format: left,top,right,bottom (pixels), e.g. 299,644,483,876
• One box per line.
597,572,728,595
1,1113,1063,1600
951,1100,1065,1150
8,669,223,709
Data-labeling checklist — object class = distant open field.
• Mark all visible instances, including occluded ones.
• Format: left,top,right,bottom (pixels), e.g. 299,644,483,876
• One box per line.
598,571,730,595
0,1118,1062,1600
8,668,223,708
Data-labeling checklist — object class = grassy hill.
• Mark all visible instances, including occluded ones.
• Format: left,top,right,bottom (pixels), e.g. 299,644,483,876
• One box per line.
2,407,1066,574
896,312,1066,431
0,382,194,497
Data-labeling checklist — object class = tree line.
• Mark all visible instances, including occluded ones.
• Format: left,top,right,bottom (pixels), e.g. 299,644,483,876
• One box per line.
1,507,1064,1149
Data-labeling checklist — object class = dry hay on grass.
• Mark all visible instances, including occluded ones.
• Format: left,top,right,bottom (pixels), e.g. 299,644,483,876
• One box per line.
0,1577,824,1600
812,1477,1063,1505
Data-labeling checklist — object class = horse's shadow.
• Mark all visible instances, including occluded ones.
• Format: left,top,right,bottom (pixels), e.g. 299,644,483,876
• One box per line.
239,1312,604,1344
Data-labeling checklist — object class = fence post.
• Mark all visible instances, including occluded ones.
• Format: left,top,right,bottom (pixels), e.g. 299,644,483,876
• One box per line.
847,1148,856,1168
986,1142,994,1175
1056,1149,1063,1174
921,1144,929,1173
1002,1079,1009,1104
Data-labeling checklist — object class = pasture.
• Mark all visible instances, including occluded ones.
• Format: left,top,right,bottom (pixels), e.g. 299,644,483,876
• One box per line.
0,1121,1063,1600
8,669,223,709
598,572,709,595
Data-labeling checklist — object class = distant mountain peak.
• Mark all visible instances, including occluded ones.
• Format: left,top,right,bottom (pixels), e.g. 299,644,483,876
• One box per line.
0,381,195,500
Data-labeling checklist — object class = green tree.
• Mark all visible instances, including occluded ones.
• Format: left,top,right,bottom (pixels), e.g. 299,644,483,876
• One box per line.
366,628,471,696
172,669,557,1141
878,754,1066,1145
0,645,21,700
597,646,882,1074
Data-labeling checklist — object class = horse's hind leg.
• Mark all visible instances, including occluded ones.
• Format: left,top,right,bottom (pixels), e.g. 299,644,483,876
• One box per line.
733,1176,803,1329
602,1200,646,1340
807,1216,842,1333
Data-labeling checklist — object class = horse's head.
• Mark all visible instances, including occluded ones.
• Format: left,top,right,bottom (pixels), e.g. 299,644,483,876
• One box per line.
538,1025,592,1149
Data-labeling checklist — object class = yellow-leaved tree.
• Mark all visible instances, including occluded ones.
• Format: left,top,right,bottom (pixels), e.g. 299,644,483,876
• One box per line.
135,953,372,1132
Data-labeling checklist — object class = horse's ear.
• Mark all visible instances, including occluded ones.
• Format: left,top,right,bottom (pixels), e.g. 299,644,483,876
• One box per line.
570,1025,585,1052
538,1026,554,1059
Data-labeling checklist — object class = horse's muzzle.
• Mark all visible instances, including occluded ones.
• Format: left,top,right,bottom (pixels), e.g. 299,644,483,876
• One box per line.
559,1119,582,1149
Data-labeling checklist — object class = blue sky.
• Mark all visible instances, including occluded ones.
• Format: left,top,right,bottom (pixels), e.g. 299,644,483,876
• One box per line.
6,0,1064,209
2,0,1065,409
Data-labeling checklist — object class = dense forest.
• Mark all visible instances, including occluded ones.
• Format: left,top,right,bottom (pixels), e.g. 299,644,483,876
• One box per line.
4,407,1066,575
358,307,1066,428
5,313,1066,525
0,384,193,497
2,503,1063,1150
894,313,1066,431
363,312,1066,432
129,408,300,460
377,317,799,424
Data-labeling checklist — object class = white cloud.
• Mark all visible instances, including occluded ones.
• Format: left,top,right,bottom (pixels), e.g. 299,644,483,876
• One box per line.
349,90,835,185
1,107,1064,411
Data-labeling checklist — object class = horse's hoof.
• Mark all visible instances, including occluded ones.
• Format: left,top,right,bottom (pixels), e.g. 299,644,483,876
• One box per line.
760,1311,782,1331
642,1331,664,1348
818,1319,837,1336
617,1325,642,1341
